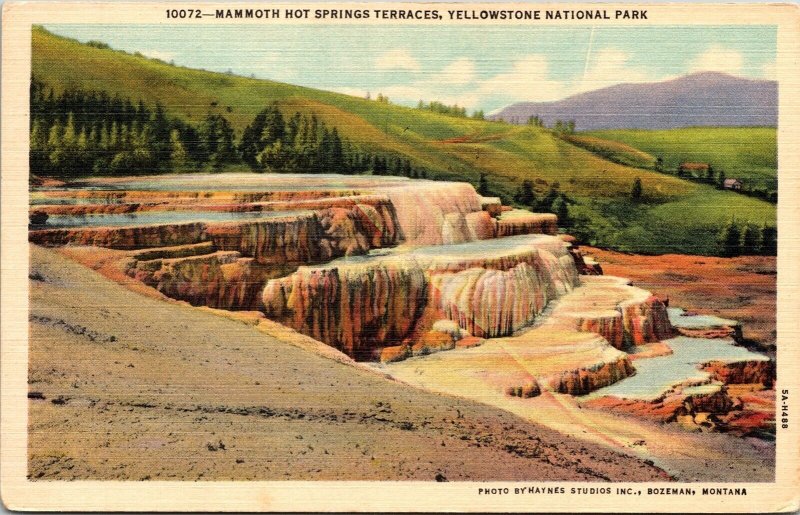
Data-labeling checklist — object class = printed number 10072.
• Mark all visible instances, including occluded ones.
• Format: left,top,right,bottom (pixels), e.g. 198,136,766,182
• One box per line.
166,9,203,18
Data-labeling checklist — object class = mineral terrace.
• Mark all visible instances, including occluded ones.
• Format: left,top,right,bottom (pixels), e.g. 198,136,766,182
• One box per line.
28,173,776,481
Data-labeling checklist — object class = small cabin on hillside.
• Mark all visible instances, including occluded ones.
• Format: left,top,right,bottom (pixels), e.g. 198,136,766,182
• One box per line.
723,178,743,191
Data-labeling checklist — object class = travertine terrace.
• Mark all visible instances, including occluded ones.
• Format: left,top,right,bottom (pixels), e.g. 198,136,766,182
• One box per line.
29,173,774,447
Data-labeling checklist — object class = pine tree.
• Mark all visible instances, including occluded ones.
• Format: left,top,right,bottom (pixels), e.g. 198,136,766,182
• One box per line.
514,180,537,208
150,102,171,166
62,113,77,149
262,103,285,145
47,119,63,148
330,127,344,172
631,177,643,201
287,112,301,145
198,113,236,168
109,121,119,151
169,129,188,170
30,118,49,173
760,224,777,256
258,139,288,171
47,120,66,176
542,185,560,212
315,128,332,173
215,116,238,167
741,224,761,255
135,99,149,125
77,128,88,152
88,126,99,150
240,109,268,167
719,220,742,257
99,123,110,151
120,124,130,149
477,173,491,196
555,195,570,229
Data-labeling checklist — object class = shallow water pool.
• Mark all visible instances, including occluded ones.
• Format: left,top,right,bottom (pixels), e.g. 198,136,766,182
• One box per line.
582,336,769,401
667,307,739,329
36,210,311,228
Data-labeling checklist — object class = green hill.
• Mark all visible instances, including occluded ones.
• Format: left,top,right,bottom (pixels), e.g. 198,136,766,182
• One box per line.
585,127,777,192
30,26,776,256
559,134,657,170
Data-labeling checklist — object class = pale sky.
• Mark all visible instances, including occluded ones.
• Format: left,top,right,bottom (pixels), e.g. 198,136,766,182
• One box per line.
45,24,777,113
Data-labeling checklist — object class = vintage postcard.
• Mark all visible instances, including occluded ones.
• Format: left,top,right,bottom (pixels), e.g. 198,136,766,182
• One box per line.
1,1,798,512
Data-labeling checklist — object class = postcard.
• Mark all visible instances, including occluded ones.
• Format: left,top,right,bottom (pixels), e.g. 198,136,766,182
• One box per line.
1,2,798,512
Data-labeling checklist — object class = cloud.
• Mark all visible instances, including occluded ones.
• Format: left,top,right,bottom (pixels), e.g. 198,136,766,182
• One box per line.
330,86,370,98
331,58,483,109
375,48,421,73
688,45,744,76
346,52,652,109
478,54,563,102
574,48,653,93
140,49,176,62
435,58,477,85
340,48,729,111
385,85,481,110
248,52,298,81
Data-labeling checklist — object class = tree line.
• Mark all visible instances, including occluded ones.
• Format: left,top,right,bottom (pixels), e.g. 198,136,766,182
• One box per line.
507,179,572,227
416,100,485,120
30,77,238,176
29,77,431,179
239,103,428,177
718,220,777,256
673,161,777,204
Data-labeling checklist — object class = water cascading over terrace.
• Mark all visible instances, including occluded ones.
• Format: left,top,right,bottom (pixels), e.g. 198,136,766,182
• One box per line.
262,235,580,360
28,173,671,372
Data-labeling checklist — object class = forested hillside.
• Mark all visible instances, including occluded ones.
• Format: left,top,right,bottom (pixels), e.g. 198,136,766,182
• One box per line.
30,26,776,256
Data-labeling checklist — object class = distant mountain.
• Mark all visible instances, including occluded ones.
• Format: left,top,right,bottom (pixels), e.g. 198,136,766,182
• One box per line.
489,72,777,130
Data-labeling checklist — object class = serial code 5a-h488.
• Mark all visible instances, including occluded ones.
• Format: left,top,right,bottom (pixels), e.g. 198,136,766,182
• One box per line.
166,9,203,19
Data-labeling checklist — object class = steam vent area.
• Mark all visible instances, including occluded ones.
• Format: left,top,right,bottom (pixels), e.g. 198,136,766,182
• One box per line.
30,173,773,432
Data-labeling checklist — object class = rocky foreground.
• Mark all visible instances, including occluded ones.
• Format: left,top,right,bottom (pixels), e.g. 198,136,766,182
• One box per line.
28,245,668,481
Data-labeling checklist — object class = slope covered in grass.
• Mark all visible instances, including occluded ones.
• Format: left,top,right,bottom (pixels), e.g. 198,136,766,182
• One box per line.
559,134,657,170
31,26,776,255
585,127,777,191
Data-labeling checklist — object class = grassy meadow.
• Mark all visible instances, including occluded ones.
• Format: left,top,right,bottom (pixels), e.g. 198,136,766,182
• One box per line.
31,26,777,256
585,127,777,192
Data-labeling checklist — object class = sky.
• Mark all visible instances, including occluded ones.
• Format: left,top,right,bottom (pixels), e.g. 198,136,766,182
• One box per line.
45,24,776,113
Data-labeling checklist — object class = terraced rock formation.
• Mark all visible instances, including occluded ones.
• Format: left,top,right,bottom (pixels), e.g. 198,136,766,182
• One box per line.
384,274,670,398
28,173,772,404
27,172,777,482
262,235,578,359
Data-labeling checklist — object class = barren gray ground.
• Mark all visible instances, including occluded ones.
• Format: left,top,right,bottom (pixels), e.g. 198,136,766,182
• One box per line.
27,245,668,481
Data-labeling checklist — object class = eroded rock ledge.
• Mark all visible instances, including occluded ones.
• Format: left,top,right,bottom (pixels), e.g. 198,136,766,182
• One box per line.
263,235,579,360
384,270,676,398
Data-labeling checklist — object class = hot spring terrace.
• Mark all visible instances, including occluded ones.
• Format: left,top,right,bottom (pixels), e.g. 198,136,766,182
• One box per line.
29,174,772,412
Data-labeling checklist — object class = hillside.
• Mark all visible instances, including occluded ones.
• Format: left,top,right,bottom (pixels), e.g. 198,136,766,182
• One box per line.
585,127,777,192
31,27,776,255
489,72,777,130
